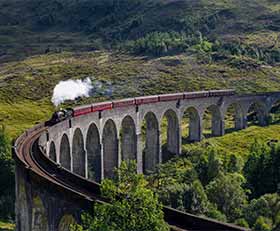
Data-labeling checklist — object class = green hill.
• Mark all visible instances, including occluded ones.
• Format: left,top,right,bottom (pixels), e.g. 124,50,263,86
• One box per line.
1,50,280,137
0,0,279,62
0,0,280,137
1,1,280,228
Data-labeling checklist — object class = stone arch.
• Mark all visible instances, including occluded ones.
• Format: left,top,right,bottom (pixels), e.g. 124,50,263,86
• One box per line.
142,112,159,174
182,107,201,142
58,214,76,231
120,115,137,161
86,123,101,182
203,105,224,137
72,128,86,177
49,141,57,162
31,195,49,231
224,102,244,132
60,134,71,170
102,119,118,179
161,109,180,162
247,102,268,126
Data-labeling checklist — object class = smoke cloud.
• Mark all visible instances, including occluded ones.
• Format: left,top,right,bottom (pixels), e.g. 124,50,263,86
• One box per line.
51,78,93,106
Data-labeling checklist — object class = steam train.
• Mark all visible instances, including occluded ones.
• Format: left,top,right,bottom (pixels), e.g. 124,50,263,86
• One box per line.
45,108,74,126
46,89,235,126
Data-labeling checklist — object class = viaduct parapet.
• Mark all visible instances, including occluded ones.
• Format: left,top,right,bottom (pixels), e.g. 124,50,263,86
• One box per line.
41,90,280,181
15,90,280,231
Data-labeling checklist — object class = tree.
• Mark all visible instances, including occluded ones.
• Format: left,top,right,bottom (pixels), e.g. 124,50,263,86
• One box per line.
184,180,209,215
243,193,280,230
206,173,248,222
0,126,14,220
244,141,280,198
72,161,169,231
253,216,272,231
195,148,223,186
149,158,198,211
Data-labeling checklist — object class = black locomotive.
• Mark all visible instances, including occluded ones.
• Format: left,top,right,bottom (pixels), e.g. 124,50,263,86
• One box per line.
45,108,74,126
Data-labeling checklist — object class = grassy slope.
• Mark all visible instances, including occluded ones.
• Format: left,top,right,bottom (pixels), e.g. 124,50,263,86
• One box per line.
182,124,280,159
0,0,279,62
0,51,280,137
0,0,279,137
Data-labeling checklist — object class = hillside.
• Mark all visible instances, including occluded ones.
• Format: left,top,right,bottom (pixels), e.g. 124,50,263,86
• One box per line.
1,1,280,229
0,0,279,62
1,51,280,137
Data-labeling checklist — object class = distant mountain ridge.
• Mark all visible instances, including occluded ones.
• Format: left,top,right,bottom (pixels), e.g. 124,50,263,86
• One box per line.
0,0,279,62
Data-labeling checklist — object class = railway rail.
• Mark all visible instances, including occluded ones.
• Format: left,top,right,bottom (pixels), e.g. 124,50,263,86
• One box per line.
14,121,249,231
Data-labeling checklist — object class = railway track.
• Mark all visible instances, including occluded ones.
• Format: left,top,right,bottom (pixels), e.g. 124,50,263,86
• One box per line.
14,124,249,231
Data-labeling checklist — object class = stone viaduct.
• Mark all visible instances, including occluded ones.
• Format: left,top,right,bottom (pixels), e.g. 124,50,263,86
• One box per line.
41,91,280,182
14,90,280,231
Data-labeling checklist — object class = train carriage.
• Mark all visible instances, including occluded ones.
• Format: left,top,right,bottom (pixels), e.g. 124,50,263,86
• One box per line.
184,91,209,99
209,89,235,97
159,93,184,102
113,98,135,108
73,105,92,117
135,95,159,105
92,102,113,113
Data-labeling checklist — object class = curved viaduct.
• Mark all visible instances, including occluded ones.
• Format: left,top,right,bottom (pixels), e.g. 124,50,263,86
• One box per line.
14,90,280,231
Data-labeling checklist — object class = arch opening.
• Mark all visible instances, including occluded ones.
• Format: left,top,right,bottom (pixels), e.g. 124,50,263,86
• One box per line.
49,141,57,162
120,116,137,162
161,109,179,163
72,128,86,177
86,123,101,182
142,112,159,174
247,102,268,127
103,119,118,179
182,107,201,143
31,196,48,231
58,214,76,231
225,103,243,133
60,134,71,170
203,105,223,138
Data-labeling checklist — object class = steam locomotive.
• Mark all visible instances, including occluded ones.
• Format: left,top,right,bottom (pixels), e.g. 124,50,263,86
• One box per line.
46,90,235,126
45,108,74,126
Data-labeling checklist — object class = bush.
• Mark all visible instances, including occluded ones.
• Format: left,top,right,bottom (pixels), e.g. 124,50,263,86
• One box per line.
243,193,280,229
126,31,192,56
244,141,280,198
253,216,272,231
0,126,14,221
206,173,248,222
72,161,169,231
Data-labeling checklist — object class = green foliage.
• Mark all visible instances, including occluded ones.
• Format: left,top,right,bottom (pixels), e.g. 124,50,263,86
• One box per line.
0,126,14,221
243,193,280,229
72,161,169,231
151,147,249,221
206,203,227,222
149,158,196,210
184,180,209,215
226,154,244,173
244,141,280,198
127,32,191,56
234,218,249,228
0,220,15,230
206,173,248,221
253,216,273,231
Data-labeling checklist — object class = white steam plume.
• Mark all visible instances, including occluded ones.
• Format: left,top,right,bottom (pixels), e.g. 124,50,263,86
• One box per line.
51,78,93,106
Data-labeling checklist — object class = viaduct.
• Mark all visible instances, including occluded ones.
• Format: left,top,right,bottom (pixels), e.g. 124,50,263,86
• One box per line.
13,90,280,231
